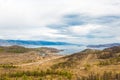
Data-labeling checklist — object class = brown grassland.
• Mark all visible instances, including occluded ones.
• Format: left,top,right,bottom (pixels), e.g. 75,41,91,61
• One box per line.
0,46,120,80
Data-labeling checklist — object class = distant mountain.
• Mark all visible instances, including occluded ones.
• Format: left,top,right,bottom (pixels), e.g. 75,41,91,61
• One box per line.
87,43,120,48
0,39,74,46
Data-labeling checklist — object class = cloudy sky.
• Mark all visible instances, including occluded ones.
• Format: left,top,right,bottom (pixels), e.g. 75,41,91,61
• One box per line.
0,0,120,44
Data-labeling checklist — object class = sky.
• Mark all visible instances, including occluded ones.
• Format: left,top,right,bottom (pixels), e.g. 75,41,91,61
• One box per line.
0,0,120,44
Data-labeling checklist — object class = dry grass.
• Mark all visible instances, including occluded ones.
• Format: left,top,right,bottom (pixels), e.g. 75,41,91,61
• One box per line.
1,46,120,79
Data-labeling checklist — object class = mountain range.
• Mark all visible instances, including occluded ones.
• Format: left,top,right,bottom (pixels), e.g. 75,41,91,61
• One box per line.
87,43,120,48
0,39,74,46
1,39,120,49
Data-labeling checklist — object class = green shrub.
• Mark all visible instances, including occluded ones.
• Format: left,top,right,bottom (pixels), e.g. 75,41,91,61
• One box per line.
0,64,17,69
1,69,72,80
78,71,120,80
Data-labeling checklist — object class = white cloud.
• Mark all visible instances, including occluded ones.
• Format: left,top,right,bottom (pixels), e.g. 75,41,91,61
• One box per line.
0,0,120,26
0,0,120,44
0,26,68,40
68,24,102,35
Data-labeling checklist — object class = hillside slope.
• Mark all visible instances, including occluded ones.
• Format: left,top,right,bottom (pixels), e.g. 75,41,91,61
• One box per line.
1,46,120,80
47,46,120,79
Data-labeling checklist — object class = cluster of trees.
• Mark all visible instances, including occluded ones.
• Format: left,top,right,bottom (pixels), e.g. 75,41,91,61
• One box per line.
0,64,17,69
51,60,77,69
98,55,120,66
0,69,72,80
96,46,120,59
98,60,113,66
97,52,114,59
52,53,87,69
78,72,120,80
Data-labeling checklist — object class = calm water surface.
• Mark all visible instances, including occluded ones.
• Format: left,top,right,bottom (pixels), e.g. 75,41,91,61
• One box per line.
26,45,106,55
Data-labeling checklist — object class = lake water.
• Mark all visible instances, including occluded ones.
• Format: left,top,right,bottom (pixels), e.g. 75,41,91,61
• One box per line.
25,45,106,55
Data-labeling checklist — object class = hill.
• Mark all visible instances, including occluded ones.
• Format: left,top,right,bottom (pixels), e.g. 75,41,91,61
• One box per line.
51,46,120,68
0,45,61,65
48,46,120,79
0,45,61,54
0,46,120,80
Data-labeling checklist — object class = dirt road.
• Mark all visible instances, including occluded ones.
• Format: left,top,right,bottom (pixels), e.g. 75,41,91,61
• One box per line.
16,56,63,67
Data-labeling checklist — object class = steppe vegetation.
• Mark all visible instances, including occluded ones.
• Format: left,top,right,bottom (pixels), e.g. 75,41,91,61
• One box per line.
0,46,120,80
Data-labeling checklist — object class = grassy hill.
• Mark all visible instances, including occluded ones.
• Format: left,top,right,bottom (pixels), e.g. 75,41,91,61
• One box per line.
48,46,120,79
0,45,60,54
0,45,61,66
0,45,30,53
0,46,120,80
